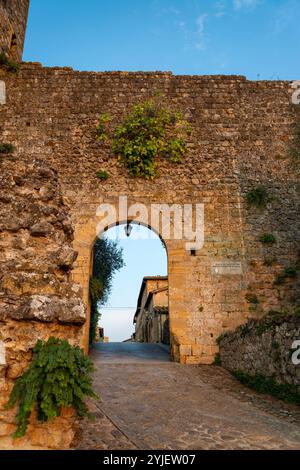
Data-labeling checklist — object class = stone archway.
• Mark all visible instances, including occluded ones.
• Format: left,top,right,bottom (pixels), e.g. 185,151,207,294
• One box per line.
71,208,191,363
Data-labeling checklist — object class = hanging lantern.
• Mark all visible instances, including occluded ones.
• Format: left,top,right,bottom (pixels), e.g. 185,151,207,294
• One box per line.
124,223,133,237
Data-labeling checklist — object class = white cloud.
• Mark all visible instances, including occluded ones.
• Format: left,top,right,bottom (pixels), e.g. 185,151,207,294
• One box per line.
214,1,227,18
194,14,208,50
196,14,208,34
271,0,300,35
233,0,260,10
175,13,209,52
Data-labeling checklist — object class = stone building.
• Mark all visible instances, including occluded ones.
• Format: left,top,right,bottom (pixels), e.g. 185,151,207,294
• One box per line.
134,276,169,344
0,0,300,449
0,0,29,61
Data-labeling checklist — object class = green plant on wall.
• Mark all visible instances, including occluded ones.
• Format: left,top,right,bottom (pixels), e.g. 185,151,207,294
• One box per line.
246,185,270,209
6,337,99,438
96,95,192,179
0,143,14,154
95,169,109,180
245,293,259,305
213,352,222,366
259,233,276,244
96,113,111,142
232,370,300,406
263,256,277,266
274,265,298,285
0,52,19,72
294,307,300,318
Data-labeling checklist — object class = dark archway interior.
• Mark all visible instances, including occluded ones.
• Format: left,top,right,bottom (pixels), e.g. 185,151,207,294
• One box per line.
9,33,17,59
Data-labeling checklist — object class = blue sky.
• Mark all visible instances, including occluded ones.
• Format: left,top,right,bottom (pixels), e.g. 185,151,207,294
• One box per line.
24,0,299,79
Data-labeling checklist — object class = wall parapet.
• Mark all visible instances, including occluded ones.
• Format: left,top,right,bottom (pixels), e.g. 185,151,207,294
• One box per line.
218,313,300,392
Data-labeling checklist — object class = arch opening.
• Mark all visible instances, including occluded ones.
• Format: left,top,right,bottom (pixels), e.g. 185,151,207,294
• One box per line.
88,222,170,361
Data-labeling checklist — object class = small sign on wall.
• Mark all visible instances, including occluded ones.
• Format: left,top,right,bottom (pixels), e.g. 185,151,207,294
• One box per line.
0,341,6,365
0,81,6,105
211,261,242,276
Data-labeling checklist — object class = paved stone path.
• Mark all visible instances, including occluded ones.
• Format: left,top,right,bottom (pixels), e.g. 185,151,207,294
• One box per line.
73,343,300,450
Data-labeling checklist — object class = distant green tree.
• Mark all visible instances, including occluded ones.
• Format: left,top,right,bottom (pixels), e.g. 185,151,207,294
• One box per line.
89,237,124,343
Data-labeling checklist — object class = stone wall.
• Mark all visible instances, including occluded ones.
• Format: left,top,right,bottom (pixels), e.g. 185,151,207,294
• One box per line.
0,0,29,61
0,61,299,447
0,155,85,449
0,63,299,362
218,314,300,390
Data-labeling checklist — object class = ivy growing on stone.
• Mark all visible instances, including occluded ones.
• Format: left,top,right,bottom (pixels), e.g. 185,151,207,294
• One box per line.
213,352,222,366
97,96,192,179
6,337,99,438
232,370,300,406
294,307,300,318
245,185,270,209
255,310,286,335
245,293,259,305
274,265,298,285
95,169,109,180
0,52,19,72
0,143,14,154
259,233,276,244
96,113,111,142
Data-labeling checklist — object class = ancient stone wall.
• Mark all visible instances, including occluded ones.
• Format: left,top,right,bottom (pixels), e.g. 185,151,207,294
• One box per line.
0,0,29,61
0,61,299,447
0,64,299,358
218,314,300,390
0,156,85,449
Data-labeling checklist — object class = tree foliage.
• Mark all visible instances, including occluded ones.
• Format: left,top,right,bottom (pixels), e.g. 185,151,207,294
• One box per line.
89,237,125,343
6,337,99,438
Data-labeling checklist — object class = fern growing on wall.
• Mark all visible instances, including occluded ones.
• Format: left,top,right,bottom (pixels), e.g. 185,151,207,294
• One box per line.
6,337,99,438
0,52,19,72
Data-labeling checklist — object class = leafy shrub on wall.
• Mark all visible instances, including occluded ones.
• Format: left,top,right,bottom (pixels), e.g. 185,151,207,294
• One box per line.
0,143,14,154
260,233,276,244
0,52,19,72
6,337,99,438
245,185,270,209
96,95,192,179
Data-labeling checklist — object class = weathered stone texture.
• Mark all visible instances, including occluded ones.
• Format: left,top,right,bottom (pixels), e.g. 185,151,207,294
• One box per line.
0,319,80,449
0,156,85,449
0,0,29,61
0,62,299,447
0,156,85,324
219,315,300,390
0,64,299,360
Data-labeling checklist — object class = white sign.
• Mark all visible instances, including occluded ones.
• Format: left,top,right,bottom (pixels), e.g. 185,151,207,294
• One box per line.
0,81,6,105
212,261,242,276
0,341,6,365
292,340,300,365
291,81,300,105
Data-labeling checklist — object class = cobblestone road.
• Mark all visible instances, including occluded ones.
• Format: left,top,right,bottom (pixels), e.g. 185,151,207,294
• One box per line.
73,343,300,450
